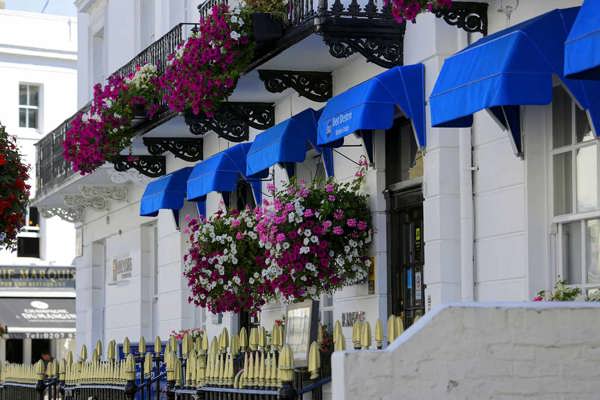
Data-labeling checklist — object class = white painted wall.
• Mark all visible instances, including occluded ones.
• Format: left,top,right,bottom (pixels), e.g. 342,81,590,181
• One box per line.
333,303,600,400
68,0,596,360
0,9,77,266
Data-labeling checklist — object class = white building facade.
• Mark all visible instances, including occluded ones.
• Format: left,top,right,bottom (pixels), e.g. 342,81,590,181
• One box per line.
31,0,596,368
0,7,77,364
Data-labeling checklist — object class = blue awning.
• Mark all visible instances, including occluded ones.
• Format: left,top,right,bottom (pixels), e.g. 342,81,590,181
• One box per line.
246,108,334,178
431,7,600,155
140,167,192,217
317,64,426,148
187,142,265,207
565,0,600,79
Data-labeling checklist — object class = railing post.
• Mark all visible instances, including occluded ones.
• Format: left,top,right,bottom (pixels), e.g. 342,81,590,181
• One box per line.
35,379,46,400
125,379,137,400
166,380,176,400
278,381,297,400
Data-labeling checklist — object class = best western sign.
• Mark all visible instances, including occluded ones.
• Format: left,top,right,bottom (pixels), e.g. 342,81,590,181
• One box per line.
0,266,76,289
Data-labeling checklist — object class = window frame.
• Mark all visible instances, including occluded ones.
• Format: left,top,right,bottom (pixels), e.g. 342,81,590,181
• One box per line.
18,83,41,130
550,85,600,294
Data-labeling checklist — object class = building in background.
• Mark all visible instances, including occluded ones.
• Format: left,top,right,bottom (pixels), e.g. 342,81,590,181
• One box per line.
0,5,77,364
29,0,597,389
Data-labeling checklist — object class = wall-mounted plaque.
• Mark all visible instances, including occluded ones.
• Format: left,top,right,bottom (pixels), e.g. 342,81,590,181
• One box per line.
285,300,318,366
110,256,133,283
341,311,365,327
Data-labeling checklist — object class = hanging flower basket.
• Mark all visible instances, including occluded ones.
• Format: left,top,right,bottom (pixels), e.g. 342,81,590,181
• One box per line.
258,158,373,303
63,64,161,175
0,123,30,251
385,0,452,23
183,208,268,315
160,4,254,118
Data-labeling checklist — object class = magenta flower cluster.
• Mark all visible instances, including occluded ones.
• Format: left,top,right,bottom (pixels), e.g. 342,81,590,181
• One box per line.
257,157,373,303
159,4,253,117
183,159,373,313
385,0,452,23
63,75,129,174
63,4,250,176
63,65,160,175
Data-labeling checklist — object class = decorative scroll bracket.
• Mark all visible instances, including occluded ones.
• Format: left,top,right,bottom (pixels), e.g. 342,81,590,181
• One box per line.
40,207,83,223
184,102,275,142
258,70,333,102
111,156,166,178
143,137,204,162
317,17,406,68
434,1,488,35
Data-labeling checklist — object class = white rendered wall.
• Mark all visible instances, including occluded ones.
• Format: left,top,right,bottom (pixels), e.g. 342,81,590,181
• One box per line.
333,303,600,400
0,10,77,266
71,0,594,351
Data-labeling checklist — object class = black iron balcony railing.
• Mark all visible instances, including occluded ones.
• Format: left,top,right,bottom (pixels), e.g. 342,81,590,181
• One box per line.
34,23,198,199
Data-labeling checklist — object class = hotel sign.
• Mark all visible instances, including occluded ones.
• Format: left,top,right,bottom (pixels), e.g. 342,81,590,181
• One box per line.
111,256,133,283
0,266,75,289
325,111,353,138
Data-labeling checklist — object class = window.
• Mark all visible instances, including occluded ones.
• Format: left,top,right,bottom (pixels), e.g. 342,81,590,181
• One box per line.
140,0,156,48
92,29,105,85
552,86,600,296
225,180,256,210
19,84,40,129
17,236,40,258
386,119,419,187
22,207,39,231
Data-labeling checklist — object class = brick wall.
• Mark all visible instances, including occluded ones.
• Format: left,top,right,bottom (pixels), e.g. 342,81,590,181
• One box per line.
332,303,600,400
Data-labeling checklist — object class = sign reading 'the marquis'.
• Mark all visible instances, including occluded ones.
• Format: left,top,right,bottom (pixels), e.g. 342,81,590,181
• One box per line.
0,266,76,289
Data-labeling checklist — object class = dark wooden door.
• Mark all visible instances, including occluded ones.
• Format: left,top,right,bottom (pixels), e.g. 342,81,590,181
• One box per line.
387,186,425,328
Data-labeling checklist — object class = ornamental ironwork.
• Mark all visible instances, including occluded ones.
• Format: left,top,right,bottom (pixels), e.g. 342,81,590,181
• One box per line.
314,0,406,68
112,156,166,178
323,35,404,68
184,102,275,142
434,1,488,35
144,137,204,162
39,207,83,223
258,70,332,102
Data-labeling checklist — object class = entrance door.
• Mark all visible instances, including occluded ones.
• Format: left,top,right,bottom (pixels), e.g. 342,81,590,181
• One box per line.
387,186,425,328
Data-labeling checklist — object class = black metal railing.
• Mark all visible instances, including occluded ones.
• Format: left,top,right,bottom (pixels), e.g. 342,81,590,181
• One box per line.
114,23,198,77
34,23,198,198
198,0,393,27
35,109,82,199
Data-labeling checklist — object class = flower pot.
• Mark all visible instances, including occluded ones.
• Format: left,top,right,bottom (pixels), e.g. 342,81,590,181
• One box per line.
131,104,147,126
252,12,284,45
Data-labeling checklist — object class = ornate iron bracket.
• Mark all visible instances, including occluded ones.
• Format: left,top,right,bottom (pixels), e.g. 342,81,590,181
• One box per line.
317,17,406,68
111,156,166,178
143,137,204,162
434,1,488,35
184,102,275,142
258,70,332,102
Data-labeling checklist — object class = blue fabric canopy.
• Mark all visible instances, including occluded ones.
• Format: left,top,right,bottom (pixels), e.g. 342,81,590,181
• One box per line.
431,7,600,155
565,0,600,79
140,167,192,217
317,64,426,148
246,108,334,178
187,142,265,206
